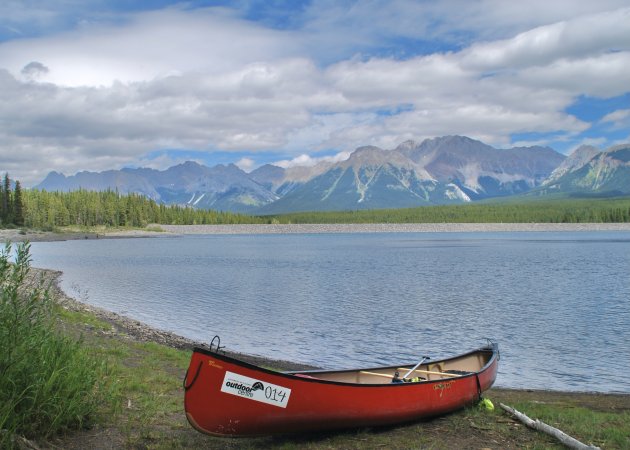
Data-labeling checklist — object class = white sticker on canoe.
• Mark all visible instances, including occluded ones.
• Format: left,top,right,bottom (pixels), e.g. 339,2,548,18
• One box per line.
220,371,291,408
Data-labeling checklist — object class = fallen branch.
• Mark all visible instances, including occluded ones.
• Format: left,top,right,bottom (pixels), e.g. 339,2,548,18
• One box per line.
0,430,41,450
499,403,601,450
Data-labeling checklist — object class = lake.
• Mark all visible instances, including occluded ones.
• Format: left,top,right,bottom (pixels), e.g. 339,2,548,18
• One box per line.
28,231,630,393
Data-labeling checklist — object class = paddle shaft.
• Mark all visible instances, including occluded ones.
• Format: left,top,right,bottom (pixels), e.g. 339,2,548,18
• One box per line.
403,356,429,379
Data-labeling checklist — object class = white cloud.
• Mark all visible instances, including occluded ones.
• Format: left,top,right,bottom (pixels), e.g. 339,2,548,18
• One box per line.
601,109,630,128
460,7,630,71
0,6,301,87
0,2,629,186
273,151,350,169
235,157,255,172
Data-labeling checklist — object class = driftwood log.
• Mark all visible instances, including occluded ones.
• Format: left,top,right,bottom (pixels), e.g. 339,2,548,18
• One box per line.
499,403,601,450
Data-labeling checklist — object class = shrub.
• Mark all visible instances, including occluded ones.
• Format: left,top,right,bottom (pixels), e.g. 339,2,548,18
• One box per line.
0,242,109,447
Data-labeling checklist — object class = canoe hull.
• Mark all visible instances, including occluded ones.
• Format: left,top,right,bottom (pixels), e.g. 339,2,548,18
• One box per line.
184,344,499,437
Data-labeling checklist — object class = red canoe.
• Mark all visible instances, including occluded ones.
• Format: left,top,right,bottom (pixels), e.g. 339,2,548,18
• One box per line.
184,341,499,437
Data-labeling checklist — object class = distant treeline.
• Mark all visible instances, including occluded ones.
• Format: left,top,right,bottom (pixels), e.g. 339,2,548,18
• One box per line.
21,189,266,229
270,197,630,224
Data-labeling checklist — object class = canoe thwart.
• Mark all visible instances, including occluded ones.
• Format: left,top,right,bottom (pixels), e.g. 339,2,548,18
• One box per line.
396,368,462,378
360,370,394,379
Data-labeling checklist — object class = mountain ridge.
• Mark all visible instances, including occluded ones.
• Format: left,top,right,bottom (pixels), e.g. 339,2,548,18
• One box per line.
35,135,627,214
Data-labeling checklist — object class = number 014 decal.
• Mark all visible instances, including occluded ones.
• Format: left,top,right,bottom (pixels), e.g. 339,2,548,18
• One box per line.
220,371,291,408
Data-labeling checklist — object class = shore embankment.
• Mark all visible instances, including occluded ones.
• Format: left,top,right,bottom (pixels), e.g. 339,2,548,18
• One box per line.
3,222,630,243
162,222,630,234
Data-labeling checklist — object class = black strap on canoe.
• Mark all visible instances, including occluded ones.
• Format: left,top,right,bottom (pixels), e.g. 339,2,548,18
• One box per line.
183,360,203,391
474,373,482,401
210,335,225,354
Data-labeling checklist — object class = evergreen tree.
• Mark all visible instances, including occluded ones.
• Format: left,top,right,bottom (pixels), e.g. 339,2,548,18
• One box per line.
0,179,4,225
13,180,24,226
1,173,10,224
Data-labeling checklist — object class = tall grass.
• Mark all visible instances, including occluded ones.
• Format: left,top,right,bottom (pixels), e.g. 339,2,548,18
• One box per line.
0,242,110,447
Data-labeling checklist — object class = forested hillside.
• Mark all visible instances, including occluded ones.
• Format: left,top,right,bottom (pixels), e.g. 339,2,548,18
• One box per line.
271,197,630,224
21,189,265,229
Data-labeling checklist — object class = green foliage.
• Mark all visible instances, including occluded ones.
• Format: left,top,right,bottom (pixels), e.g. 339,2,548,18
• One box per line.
1,173,25,227
269,197,630,224
22,189,266,229
12,181,24,227
0,242,110,447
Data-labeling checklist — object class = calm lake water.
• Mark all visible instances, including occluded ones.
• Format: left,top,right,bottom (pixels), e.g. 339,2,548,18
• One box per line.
28,231,630,393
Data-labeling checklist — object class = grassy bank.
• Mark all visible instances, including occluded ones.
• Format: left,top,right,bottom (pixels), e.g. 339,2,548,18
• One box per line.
27,277,627,449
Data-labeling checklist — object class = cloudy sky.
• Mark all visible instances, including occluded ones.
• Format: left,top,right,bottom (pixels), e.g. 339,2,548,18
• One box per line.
1,0,629,186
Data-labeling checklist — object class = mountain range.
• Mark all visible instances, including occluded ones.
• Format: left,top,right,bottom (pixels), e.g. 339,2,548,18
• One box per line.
36,136,630,214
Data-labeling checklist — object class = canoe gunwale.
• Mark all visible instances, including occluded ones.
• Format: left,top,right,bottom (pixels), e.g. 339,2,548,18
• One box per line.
189,343,498,388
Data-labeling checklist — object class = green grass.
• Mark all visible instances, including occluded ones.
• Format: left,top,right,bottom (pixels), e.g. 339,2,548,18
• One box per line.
509,400,630,449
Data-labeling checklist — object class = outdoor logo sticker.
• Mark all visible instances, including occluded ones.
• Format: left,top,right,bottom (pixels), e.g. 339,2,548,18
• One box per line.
221,371,291,408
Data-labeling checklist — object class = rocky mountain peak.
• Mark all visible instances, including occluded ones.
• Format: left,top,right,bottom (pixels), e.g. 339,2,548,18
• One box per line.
393,140,419,152
544,145,601,185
